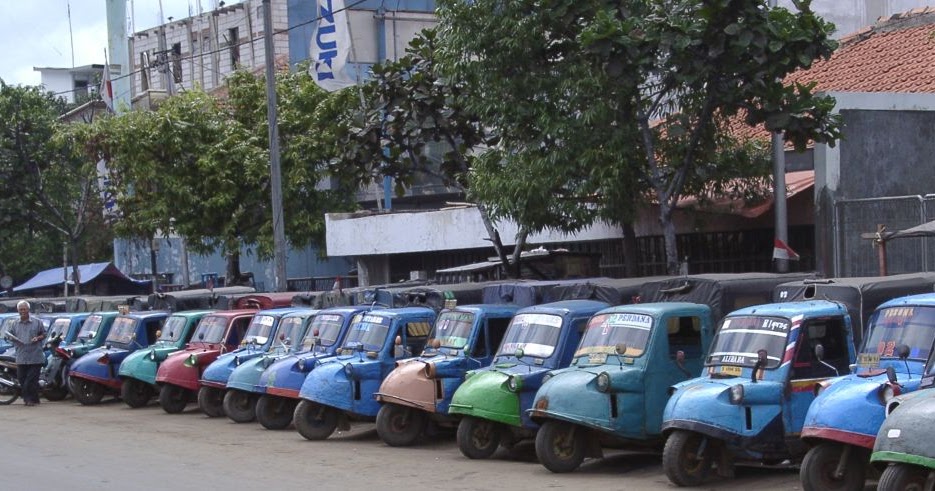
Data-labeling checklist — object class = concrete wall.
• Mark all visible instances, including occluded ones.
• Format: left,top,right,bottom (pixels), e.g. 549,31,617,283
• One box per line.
38,70,76,102
129,0,288,95
814,92,935,277
325,207,625,256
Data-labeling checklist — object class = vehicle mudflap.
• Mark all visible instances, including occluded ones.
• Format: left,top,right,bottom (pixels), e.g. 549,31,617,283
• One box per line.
585,431,604,459
716,442,735,478
338,413,352,432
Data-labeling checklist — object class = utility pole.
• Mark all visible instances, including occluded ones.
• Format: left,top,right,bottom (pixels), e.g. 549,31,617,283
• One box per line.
263,0,287,292
768,0,789,273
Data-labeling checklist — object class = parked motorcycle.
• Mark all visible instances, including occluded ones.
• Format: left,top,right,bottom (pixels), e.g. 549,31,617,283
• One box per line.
38,333,73,401
0,358,21,405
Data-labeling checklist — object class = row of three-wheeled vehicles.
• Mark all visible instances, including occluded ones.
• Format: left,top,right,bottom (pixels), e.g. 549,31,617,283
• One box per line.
31,273,935,491
0,288,292,405
436,271,935,491
362,271,935,491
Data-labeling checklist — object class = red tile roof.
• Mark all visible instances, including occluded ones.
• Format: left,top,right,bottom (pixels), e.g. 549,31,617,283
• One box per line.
787,8,935,93
734,8,935,143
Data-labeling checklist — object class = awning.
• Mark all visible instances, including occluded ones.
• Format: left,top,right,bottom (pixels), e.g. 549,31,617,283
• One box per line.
13,262,150,292
880,220,935,241
676,170,814,218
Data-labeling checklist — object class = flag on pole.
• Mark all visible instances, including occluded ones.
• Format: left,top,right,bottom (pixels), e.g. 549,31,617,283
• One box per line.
773,238,800,261
309,0,356,91
101,50,114,111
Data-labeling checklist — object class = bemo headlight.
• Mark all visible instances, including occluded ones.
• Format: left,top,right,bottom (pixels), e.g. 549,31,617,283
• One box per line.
596,372,611,393
507,375,522,392
729,384,745,405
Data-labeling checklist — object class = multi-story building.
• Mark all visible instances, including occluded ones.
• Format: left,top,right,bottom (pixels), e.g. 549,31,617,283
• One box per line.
34,64,108,105
109,0,438,290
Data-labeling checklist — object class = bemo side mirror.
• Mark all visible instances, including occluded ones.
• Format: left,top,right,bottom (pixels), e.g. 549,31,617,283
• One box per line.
814,344,825,361
751,349,768,383
814,343,840,377
897,344,911,360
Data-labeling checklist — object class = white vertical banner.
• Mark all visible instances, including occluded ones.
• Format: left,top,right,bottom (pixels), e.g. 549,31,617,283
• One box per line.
309,0,356,91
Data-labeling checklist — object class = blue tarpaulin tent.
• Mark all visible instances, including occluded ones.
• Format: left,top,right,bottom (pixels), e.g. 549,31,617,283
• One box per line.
13,262,151,296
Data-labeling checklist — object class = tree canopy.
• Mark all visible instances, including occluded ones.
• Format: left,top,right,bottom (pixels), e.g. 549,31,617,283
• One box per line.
436,0,840,273
82,68,358,282
0,82,112,286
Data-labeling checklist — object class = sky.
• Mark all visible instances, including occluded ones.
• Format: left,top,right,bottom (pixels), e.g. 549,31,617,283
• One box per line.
3,0,935,89
0,0,241,87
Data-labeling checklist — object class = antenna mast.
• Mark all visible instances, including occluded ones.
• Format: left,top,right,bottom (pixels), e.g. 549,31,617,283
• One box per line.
67,1,75,67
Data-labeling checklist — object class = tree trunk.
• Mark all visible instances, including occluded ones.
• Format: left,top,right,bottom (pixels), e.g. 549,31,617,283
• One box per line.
69,240,81,296
225,250,242,287
476,204,511,272
511,229,528,279
658,203,680,275
622,222,640,277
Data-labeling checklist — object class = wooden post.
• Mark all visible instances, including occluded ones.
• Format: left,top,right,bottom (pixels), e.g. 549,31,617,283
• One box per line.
876,224,888,277
859,224,889,277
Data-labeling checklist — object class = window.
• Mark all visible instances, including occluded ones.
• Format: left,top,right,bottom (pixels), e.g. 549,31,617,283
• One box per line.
226,318,250,346
667,315,703,358
228,27,240,68
487,317,510,357
140,52,150,91
145,318,165,345
171,42,183,83
792,317,851,379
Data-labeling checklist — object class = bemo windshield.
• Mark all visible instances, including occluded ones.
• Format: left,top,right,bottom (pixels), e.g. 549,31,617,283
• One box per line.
498,313,563,358
575,312,654,360
863,306,935,361
706,315,790,369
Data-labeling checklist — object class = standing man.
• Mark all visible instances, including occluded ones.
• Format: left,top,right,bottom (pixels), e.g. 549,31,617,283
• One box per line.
5,301,46,406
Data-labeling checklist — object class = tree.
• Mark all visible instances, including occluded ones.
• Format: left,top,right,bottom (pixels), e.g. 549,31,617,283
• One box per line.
329,30,532,277
437,0,840,274
83,69,357,284
0,82,113,289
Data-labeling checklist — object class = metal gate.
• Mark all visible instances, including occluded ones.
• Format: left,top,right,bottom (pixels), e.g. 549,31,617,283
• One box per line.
834,195,935,276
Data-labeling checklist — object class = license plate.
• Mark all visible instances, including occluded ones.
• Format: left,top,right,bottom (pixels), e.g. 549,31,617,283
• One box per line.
857,353,880,368
588,353,607,364
720,365,743,377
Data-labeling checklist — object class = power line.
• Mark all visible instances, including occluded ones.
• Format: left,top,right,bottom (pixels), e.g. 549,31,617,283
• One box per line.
50,0,370,97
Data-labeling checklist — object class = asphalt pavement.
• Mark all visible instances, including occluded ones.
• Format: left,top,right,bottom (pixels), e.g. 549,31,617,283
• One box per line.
0,397,860,491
